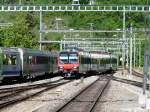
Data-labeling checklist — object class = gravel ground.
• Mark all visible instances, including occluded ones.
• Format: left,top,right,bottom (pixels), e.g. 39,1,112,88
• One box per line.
0,76,99,112
134,68,143,74
1,70,146,112
93,71,148,112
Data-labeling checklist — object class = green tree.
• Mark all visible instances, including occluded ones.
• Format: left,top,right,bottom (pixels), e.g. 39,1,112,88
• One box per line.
0,13,38,48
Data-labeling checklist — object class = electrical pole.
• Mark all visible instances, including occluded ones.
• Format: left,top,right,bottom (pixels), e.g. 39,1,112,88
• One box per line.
129,24,133,76
19,0,22,5
139,41,141,68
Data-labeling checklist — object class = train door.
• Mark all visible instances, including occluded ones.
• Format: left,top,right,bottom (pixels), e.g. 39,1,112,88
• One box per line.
49,53,53,73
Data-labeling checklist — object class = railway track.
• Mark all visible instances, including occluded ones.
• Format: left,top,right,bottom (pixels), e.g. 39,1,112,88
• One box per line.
0,78,72,109
0,78,64,100
112,75,150,90
132,69,143,78
56,74,112,112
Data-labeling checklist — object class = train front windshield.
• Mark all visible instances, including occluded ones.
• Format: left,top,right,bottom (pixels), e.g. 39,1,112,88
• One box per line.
59,52,68,64
69,53,78,64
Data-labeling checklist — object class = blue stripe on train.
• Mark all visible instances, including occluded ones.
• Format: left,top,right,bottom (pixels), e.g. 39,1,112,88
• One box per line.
2,71,20,76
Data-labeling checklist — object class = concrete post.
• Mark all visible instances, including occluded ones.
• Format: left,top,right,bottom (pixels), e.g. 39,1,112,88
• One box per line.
60,40,62,50
129,24,133,76
39,11,42,50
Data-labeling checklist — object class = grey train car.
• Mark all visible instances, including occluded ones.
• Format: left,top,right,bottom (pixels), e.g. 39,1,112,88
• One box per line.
58,50,117,78
0,47,57,82
79,51,117,75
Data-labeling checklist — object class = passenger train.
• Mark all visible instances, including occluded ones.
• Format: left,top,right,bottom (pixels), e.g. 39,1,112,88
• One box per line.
57,50,117,78
0,47,117,82
0,47,57,82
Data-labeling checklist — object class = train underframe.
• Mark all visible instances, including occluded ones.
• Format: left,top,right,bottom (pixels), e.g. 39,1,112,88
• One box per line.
59,69,80,78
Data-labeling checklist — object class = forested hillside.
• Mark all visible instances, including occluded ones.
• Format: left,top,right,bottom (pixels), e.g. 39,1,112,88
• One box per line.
0,0,148,5
0,0,148,51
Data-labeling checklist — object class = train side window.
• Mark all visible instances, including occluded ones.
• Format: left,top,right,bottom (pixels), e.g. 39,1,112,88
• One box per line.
36,56,49,64
3,54,8,65
10,55,17,65
3,54,17,65
0,54,2,68
28,56,32,64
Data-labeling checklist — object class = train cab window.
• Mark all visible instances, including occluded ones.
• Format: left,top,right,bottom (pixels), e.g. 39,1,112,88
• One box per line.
3,54,17,65
10,55,17,65
69,53,78,64
59,52,68,64
60,57,68,64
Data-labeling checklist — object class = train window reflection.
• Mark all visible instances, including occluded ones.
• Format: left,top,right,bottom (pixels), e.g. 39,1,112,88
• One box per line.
69,53,77,57
3,54,17,65
69,57,77,64
60,58,68,64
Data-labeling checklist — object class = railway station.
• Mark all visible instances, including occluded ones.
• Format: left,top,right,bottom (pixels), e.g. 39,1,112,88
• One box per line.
0,0,150,112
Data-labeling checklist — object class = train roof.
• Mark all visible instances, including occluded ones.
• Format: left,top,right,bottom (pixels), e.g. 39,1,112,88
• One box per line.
0,47,19,54
79,50,117,59
59,50,78,54
0,47,58,56
13,47,57,54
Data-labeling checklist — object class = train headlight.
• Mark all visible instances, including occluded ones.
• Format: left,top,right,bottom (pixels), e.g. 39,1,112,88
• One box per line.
59,66,63,71
74,66,77,69
73,66,78,70
59,66,63,69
